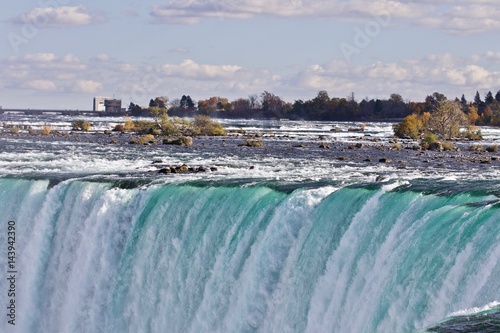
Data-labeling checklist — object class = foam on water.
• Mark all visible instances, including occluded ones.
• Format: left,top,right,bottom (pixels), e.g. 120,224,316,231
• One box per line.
450,301,500,317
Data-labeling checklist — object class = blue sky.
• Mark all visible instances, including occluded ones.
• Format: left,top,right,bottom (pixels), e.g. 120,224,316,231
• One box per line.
1,0,499,109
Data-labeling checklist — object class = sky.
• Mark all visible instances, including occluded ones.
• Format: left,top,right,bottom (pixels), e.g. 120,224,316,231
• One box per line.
0,0,499,110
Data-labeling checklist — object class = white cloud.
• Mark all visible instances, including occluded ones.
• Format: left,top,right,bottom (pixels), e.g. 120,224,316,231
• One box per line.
13,6,103,28
23,53,57,62
96,54,110,61
485,51,500,62
24,80,57,91
1,51,498,108
73,80,103,93
119,64,138,72
160,59,242,79
463,65,492,85
8,53,86,71
150,0,500,34
288,53,500,101
419,4,500,34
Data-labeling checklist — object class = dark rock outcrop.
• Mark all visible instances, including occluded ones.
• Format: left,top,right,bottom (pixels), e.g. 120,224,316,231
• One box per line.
163,136,193,147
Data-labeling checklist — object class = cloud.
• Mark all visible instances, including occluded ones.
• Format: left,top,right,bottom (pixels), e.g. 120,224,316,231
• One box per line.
485,51,500,62
1,53,106,94
8,53,86,71
2,51,498,108
23,53,57,63
160,59,242,79
150,0,499,34
73,80,103,93
288,53,500,101
168,48,190,54
24,80,57,91
418,4,500,34
12,6,104,28
96,54,111,61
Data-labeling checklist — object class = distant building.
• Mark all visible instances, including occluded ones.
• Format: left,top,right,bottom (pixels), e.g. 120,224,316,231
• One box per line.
104,99,122,112
93,97,122,112
93,97,106,111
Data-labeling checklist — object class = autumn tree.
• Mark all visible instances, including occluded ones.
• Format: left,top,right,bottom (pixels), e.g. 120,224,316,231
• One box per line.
248,94,261,109
149,106,169,133
198,96,230,113
393,114,423,139
232,98,251,112
468,105,479,125
261,91,285,117
428,101,468,139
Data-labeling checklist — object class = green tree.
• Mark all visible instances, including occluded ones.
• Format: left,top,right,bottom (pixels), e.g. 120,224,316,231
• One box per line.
460,94,467,106
474,91,483,106
128,102,143,116
390,93,403,103
425,92,446,111
433,92,447,103
485,91,494,104
180,95,195,110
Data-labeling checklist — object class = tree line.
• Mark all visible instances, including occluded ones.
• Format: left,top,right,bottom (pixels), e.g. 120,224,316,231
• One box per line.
126,89,500,126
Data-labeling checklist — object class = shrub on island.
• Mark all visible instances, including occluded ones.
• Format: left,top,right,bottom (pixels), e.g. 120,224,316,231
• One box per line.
41,126,52,135
130,134,157,145
71,120,92,131
192,115,227,136
394,101,482,142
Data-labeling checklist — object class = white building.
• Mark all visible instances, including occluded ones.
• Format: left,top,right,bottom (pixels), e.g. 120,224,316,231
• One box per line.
93,97,107,112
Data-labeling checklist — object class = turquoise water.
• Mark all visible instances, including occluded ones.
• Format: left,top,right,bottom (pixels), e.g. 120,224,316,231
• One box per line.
0,178,498,333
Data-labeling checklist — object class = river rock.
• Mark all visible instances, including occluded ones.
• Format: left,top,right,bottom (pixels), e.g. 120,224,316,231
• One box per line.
240,140,263,147
163,136,193,147
428,142,443,151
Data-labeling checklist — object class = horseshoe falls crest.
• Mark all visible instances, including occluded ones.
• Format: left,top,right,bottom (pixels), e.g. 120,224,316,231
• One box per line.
1,118,500,333
0,178,499,333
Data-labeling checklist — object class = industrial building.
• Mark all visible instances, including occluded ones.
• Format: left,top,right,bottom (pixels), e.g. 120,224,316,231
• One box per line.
93,97,122,112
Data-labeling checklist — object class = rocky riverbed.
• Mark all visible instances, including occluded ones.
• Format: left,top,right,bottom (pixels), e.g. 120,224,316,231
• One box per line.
2,129,499,180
